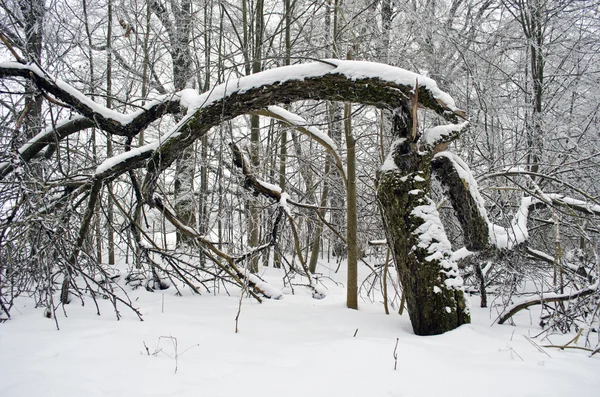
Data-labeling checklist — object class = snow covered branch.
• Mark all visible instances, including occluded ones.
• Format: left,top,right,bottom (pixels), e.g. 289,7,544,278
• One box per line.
254,106,348,187
0,62,181,137
432,152,490,251
497,281,599,325
141,60,466,201
421,121,469,151
0,117,93,179
433,151,600,251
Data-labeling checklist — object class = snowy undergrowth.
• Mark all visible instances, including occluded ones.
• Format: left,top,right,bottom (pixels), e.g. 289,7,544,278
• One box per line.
1,260,598,397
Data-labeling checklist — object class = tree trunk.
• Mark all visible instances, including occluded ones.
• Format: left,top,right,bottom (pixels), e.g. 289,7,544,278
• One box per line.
247,0,265,272
345,101,358,309
106,0,115,265
151,0,197,246
18,0,44,140
376,110,470,336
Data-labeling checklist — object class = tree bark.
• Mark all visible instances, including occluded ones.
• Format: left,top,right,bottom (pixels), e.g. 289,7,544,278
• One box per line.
18,0,44,141
377,109,470,336
345,101,358,309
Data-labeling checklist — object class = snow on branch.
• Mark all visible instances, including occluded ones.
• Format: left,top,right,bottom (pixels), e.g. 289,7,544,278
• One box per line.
546,194,600,216
488,197,532,249
95,141,159,177
432,151,600,251
497,281,599,325
0,61,181,137
255,106,347,187
175,60,463,117
434,151,489,222
489,193,600,250
480,168,600,210
142,60,466,199
421,121,469,149
0,117,93,179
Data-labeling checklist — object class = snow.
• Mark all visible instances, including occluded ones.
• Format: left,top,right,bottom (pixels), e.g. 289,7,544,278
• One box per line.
0,62,156,126
489,197,532,250
380,139,405,172
266,106,337,151
256,179,283,194
547,194,600,214
411,200,453,256
434,151,489,223
451,247,475,262
1,263,598,397
178,88,201,110
422,121,469,146
95,141,160,176
411,199,464,290
246,274,284,300
279,192,291,216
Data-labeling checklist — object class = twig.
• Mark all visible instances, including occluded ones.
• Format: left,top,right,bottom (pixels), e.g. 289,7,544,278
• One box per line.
540,328,595,353
382,248,390,315
143,341,151,355
542,345,593,353
393,338,399,370
524,335,552,358
504,344,524,361
0,32,24,63
235,266,249,333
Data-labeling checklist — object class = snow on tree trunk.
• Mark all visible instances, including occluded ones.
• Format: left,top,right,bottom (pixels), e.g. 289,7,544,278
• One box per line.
377,111,470,336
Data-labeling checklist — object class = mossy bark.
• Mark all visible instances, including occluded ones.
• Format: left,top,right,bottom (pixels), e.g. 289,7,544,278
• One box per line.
431,155,489,250
376,113,469,336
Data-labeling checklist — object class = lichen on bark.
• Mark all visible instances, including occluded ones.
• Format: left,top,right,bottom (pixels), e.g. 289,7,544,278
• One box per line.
376,113,470,336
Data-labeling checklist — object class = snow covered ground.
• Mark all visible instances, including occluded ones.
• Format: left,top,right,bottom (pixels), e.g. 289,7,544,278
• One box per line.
1,261,598,397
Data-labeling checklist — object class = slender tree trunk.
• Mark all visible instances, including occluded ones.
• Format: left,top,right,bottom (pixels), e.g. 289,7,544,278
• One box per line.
248,114,261,272
329,0,345,257
247,0,265,272
106,0,115,265
308,158,331,274
380,0,392,63
345,98,358,309
82,0,103,265
169,0,197,245
274,0,293,269
18,0,44,141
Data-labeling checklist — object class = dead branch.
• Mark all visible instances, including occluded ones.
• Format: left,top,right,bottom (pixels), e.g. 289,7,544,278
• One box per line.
498,283,599,325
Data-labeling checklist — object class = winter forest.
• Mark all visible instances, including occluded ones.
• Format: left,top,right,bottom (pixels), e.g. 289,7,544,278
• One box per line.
1,0,600,395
